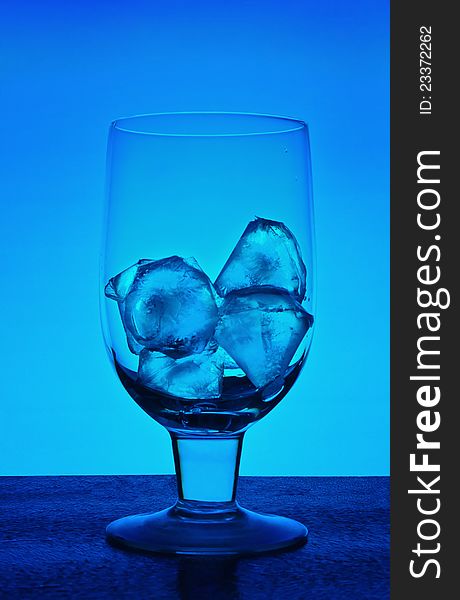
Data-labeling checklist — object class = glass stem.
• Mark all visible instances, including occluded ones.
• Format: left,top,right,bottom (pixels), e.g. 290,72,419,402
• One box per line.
171,434,244,506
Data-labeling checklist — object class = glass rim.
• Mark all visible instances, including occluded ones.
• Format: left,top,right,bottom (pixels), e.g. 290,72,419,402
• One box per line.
111,111,307,138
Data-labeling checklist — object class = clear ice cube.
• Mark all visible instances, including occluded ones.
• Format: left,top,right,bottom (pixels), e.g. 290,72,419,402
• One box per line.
214,217,307,301
138,348,224,399
215,287,313,388
105,256,219,357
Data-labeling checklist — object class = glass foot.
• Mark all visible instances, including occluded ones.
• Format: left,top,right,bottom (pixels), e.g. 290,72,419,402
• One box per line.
106,502,308,556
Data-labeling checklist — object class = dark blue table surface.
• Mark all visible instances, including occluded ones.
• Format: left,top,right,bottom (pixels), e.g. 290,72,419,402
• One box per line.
0,476,389,599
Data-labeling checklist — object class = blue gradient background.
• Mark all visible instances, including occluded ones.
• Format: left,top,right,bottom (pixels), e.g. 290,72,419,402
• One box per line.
0,0,389,475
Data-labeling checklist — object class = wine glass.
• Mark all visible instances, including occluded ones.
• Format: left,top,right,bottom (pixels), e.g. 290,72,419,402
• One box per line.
100,112,315,555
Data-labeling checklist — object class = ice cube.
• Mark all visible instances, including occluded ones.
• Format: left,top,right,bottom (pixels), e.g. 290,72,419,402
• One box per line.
138,348,224,399
215,287,313,388
214,217,307,301
105,256,219,357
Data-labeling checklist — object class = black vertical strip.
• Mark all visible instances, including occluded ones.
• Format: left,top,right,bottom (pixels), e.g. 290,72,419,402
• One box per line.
391,2,457,598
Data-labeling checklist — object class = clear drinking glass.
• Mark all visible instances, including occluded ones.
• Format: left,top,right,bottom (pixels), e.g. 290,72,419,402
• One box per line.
100,112,315,555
